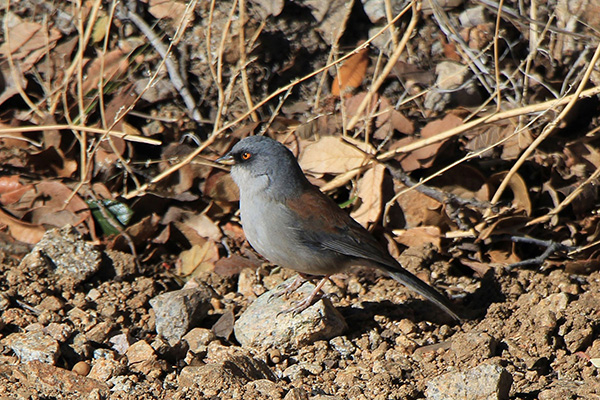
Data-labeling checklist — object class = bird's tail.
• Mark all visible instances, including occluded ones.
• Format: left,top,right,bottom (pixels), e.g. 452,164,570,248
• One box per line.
382,264,462,321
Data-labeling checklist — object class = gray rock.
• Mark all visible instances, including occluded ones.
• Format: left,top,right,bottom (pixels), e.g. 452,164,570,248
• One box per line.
179,352,275,390
425,363,512,400
6,330,60,364
149,284,213,346
234,279,347,349
19,225,101,288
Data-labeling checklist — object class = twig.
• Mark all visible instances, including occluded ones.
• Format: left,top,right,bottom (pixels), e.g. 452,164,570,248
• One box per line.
116,2,204,123
377,85,600,161
496,235,574,270
0,125,161,145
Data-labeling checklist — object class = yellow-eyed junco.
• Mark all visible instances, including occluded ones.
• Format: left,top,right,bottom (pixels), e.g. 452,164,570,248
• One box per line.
217,135,460,321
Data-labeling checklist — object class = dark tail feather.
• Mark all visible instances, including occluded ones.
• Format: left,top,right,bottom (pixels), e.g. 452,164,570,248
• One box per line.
382,264,462,321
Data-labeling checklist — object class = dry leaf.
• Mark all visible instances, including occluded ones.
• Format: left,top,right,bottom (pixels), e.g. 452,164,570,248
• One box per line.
488,172,532,216
394,182,445,228
351,163,385,226
148,0,188,20
177,242,219,278
0,207,46,244
299,136,372,175
394,226,442,250
396,114,462,171
331,47,369,97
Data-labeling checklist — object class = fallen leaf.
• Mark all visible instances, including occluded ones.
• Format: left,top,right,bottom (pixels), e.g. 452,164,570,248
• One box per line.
0,207,46,244
488,172,532,216
393,226,442,250
177,242,219,278
331,47,369,97
299,136,372,175
351,163,385,226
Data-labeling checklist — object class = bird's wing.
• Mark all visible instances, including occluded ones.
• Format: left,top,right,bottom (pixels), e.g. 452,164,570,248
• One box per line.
286,186,461,321
285,186,396,266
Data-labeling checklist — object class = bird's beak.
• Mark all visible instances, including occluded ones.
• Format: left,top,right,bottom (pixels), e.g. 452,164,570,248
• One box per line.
216,153,236,166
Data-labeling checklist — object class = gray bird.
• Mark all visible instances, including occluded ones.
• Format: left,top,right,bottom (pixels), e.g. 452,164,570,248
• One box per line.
218,135,461,321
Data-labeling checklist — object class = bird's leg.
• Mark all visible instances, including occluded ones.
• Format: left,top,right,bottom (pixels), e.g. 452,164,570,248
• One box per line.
280,275,330,316
269,273,317,302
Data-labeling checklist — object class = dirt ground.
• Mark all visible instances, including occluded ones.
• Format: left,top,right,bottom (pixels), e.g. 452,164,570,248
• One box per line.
0,239,599,399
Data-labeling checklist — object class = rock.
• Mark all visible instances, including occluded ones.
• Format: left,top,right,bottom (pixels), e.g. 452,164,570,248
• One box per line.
88,357,124,382
149,284,213,346
0,362,108,396
425,363,512,400
85,321,114,343
5,330,60,364
37,295,64,311
72,361,91,376
125,340,163,376
329,336,356,359
245,379,285,399
183,327,217,353
459,5,486,27
179,349,275,394
18,226,102,289
0,292,11,311
284,387,309,400
44,322,73,342
234,279,347,349
450,332,497,363
104,249,137,277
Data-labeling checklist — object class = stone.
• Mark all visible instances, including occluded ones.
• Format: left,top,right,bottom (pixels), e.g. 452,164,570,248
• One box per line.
182,327,217,353
88,358,123,382
5,330,60,364
0,361,108,396
18,226,102,289
425,363,512,400
234,279,347,349
149,284,213,346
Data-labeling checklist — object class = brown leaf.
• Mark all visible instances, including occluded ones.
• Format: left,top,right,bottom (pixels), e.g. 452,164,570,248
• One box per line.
394,182,445,228
81,48,129,95
176,242,219,278
394,226,442,250
331,47,369,97
488,172,532,216
299,136,372,175
395,114,462,171
373,96,414,139
351,163,385,227
0,207,46,244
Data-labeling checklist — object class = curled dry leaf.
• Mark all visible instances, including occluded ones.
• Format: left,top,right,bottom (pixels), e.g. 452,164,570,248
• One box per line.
0,207,46,244
488,172,532,216
394,183,445,228
374,96,414,139
350,163,385,227
81,48,129,95
331,47,369,97
148,0,188,20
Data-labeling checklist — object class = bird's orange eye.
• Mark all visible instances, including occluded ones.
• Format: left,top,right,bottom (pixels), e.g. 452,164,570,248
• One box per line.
241,152,252,160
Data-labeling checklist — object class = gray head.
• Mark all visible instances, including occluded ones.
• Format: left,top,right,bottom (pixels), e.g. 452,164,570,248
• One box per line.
218,136,309,200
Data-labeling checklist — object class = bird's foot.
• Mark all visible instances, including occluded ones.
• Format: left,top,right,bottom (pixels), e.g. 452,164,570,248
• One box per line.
276,276,330,316
269,273,319,303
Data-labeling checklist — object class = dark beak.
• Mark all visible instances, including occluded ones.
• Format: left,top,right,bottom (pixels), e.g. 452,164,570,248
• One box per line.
216,153,236,166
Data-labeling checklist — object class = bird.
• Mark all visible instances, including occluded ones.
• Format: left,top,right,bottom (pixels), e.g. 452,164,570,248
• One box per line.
217,135,461,321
